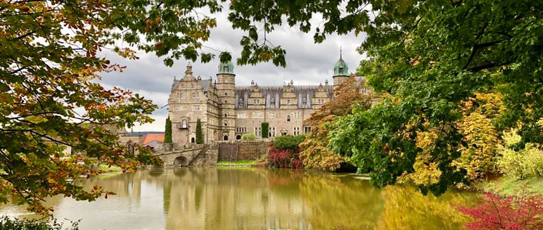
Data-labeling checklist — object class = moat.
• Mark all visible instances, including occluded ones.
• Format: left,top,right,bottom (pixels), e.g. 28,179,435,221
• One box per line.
0,168,477,230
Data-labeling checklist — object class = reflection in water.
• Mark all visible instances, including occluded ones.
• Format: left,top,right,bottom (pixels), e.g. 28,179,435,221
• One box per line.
0,168,476,230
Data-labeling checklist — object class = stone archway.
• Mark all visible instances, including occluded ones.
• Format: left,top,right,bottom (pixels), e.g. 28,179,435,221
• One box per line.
174,156,189,167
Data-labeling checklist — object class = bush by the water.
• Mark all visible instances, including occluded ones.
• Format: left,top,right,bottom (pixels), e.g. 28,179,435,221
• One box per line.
457,186,543,230
268,147,304,169
0,216,79,230
272,135,305,152
241,133,256,141
267,135,305,169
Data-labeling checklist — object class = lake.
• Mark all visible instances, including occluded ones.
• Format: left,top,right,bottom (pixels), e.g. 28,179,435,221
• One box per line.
0,168,477,230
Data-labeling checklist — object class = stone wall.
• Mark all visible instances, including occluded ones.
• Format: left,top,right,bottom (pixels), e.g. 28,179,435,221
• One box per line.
218,141,269,162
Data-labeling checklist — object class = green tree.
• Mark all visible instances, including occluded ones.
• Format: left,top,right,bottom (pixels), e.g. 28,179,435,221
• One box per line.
196,119,203,144
261,122,269,138
164,117,173,143
328,0,543,195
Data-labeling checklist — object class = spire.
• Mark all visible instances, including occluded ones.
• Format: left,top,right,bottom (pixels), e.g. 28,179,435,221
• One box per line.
340,46,343,60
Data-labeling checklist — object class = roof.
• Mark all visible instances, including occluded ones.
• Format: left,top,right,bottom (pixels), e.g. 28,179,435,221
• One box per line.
234,85,333,109
171,79,212,93
142,133,165,145
218,61,235,75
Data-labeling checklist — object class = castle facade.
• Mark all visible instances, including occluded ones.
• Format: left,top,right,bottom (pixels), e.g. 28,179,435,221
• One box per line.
168,54,367,144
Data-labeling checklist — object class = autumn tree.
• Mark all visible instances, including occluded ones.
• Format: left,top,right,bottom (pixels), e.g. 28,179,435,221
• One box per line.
299,76,374,171
164,117,173,143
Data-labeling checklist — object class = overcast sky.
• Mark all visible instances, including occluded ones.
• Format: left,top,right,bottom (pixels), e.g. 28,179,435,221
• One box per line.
99,8,367,132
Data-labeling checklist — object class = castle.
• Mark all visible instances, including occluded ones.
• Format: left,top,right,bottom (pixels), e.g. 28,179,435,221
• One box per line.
168,53,368,144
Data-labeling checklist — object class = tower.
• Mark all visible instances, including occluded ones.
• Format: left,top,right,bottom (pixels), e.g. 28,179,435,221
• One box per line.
333,48,349,86
216,60,236,141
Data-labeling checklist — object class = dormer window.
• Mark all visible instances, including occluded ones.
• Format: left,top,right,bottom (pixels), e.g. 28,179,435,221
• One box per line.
223,66,229,72
302,97,307,105
339,67,344,73
270,98,275,108
238,98,244,107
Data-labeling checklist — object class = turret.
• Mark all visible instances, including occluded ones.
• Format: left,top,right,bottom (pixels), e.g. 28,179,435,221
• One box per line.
333,48,349,86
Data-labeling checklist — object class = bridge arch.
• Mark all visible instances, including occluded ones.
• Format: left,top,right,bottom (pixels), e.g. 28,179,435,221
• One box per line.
174,156,189,167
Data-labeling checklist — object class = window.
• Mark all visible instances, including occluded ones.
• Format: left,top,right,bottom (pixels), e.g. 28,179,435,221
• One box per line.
270,98,276,108
236,127,247,133
294,127,300,135
224,113,228,118
318,99,325,104
294,112,301,119
224,100,227,104
237,113,247,118
225,92,228,96
224,122,228,126
269,113,276,118
182,120,188,129
223,66,229,72
238,98,244,107
304,126,311,133
287,115,291,122
178,93,183,98
287,99,291,105
302,97,307,105
193,105,200,111
254,127,262,137
252,112,263,118
269,127,276,137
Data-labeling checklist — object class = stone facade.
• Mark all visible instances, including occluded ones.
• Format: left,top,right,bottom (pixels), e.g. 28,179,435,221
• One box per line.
168,53,369,144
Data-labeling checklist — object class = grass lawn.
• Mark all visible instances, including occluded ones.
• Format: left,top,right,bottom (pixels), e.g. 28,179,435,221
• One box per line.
215,160,257,167
96,164,122,173
477,175,543,196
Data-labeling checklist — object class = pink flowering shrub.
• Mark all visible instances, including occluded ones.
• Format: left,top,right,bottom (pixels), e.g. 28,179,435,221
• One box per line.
457,186,543,230
268,146,304,169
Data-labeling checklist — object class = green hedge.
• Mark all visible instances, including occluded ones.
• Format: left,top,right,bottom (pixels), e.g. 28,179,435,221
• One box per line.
272,135,306,152
241,133,256,140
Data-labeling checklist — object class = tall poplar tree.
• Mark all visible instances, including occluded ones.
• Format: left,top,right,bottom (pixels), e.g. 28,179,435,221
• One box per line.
164,117,173,143
196,119,203,144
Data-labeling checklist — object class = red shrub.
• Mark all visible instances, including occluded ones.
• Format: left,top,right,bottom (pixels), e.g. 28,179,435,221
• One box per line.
457,186,543,230
268,146,304,169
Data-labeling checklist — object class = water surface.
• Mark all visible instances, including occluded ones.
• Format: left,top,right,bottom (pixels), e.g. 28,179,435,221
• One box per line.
0,168,476,230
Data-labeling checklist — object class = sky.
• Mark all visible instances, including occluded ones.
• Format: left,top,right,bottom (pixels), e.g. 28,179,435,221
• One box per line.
98,7,367,132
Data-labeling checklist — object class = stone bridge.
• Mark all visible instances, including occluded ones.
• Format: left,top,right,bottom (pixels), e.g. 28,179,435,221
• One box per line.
154,144,218,167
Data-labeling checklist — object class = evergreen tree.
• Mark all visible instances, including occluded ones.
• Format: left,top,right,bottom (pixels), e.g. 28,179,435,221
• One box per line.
164,116,172,143
262,122,269,138
196,119,203,144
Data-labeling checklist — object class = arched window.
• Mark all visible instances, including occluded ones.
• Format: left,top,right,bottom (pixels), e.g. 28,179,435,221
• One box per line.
238,98,244,107
223,135,229,141
224,113,227,118
223,66,229,72
287,115,291,122
191,137,195,143
236,135,241,140
182,119,188,129
339,67,344,73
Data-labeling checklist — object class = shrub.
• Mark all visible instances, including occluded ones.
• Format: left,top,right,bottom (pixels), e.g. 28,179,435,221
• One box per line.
498,129,543,179
457,186,543,230
241,133,256,141
267,147,303,169
272,135,305,152
0,216,79,230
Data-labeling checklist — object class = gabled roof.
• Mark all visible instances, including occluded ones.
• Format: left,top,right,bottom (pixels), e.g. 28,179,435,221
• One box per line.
142,133,165,145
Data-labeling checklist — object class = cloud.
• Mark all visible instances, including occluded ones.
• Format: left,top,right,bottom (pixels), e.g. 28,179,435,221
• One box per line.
98,7,367,131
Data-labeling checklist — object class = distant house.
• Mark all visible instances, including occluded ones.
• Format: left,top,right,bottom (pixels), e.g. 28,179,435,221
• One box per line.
142,133,165,150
